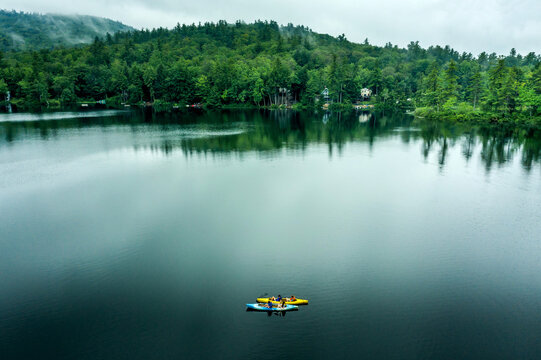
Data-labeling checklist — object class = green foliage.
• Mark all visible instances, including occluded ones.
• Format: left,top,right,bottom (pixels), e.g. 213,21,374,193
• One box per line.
443,60,459,99
0,78,8,99
0,18,539,125
518,84,541,116
442,97,458,112
60,88,76,105
466,65,483,109
455,102,475,114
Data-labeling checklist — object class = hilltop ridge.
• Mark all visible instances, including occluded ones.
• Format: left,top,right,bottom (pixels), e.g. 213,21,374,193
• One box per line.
0,10,134,51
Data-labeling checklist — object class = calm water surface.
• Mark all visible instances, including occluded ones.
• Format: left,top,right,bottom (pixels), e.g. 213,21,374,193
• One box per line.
1,110,541,359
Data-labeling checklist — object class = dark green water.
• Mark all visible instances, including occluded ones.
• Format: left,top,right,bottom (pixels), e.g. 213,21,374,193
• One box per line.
1,109,541,359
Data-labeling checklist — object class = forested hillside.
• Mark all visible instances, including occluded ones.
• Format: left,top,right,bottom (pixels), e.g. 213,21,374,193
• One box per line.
0,10,133,51
1,20,541,125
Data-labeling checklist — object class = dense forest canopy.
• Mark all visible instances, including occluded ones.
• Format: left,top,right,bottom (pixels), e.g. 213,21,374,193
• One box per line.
1,19,540,124
0,10,133,51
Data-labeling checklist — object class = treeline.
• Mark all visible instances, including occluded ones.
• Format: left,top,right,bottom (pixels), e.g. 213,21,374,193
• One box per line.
0,20,540,122
416,55,541,124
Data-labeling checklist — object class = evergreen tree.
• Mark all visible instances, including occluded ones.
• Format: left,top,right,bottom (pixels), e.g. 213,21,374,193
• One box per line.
423,62,443,111
487,59,508,112
443,59,459,100
467,65,483,110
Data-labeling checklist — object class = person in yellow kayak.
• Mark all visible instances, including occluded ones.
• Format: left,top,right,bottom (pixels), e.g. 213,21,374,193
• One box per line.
289,295,296,301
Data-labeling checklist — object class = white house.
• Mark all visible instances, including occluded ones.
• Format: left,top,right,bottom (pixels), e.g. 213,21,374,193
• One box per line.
360,88,372,99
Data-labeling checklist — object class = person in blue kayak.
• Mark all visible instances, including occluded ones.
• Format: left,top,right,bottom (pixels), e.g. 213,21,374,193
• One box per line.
267,300,273,309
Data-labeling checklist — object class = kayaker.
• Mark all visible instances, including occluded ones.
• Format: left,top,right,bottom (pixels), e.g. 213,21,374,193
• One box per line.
267,300,273,309
280,299,286,308
276,294,282,301
290,295,296,301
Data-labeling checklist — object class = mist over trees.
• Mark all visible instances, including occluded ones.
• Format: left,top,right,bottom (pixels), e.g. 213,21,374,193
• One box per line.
0,10,133,51
0,19,540,124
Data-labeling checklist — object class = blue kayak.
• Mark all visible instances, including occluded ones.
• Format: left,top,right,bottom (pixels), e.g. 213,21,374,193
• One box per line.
246,303,298,312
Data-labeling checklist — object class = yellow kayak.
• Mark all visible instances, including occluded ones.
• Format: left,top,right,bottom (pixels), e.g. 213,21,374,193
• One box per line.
256,297,308,305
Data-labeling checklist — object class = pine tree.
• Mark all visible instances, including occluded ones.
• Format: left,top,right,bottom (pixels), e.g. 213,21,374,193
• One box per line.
467,66,482,110
423,62,444,111
487,59,507,112
501,68,519,114
443,59,459,100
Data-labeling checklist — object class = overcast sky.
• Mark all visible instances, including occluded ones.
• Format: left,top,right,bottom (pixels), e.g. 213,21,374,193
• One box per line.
2,0,540,55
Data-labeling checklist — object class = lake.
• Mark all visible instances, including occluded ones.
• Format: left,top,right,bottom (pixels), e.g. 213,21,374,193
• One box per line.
1,109,541,359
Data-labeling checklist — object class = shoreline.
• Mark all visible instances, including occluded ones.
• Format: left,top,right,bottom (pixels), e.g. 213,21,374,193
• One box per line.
3,102,541,131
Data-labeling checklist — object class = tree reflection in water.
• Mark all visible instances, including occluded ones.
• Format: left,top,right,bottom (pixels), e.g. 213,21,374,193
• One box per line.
1,109,540,172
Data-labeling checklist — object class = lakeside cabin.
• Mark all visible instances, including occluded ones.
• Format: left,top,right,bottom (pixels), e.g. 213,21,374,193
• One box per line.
319,86,374,109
